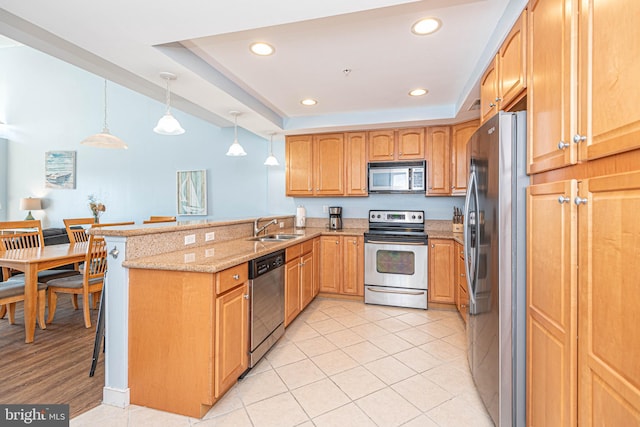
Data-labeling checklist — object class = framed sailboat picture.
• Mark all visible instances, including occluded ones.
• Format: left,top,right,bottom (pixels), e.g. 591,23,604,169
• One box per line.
45,151,76,189
177,170,207,215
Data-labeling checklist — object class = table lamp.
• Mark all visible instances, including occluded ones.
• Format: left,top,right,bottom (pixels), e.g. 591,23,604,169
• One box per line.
20,197,42,220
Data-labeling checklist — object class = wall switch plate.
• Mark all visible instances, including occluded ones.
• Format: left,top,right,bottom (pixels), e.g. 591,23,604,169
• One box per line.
205,232,215,241
184,234,196,245
323,205,329,213
279,222,284,228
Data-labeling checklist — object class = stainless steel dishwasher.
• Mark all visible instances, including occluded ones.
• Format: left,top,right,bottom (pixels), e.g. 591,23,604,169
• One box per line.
248,249,285,368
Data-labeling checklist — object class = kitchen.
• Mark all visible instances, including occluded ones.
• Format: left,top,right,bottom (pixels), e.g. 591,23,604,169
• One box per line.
2,0,640,426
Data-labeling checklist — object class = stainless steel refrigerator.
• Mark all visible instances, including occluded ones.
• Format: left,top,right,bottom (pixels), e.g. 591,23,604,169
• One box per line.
463,111,527,426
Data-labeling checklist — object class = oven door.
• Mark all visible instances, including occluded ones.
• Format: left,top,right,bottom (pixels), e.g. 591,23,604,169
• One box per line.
364,241,428,290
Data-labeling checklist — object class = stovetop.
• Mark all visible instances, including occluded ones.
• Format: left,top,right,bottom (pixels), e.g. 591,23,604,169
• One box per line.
365,210,427,243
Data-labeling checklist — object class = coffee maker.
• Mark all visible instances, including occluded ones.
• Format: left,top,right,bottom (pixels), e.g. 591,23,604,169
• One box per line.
329,206,343,230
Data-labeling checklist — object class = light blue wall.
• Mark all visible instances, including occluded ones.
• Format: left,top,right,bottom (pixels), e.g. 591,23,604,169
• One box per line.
1,45,274,227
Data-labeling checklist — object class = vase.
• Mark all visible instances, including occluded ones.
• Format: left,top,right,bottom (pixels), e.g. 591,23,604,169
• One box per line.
93,213,100,224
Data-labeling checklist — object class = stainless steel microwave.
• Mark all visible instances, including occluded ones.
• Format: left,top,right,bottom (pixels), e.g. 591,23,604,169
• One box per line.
368,160,426,193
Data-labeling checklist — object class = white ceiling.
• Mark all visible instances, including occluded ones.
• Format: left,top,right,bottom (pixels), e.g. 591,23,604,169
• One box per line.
0,0,527,138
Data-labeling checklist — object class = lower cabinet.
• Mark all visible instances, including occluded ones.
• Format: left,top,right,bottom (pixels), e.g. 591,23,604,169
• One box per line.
454,241,468,323
128,264,249,418
284,239,316,326
319,235,364,296
428,239,455,304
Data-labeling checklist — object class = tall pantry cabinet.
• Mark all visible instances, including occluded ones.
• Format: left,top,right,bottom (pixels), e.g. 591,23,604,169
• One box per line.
526,0,640,425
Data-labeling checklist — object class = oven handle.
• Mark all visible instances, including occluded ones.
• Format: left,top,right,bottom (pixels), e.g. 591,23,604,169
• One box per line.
367,288,426,296
365,240,427,246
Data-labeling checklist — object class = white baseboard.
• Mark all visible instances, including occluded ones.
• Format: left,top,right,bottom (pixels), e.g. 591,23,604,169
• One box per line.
102,386,130,408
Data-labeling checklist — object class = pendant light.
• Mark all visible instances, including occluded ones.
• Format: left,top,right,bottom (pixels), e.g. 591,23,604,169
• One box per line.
226,111,247,156
264,133,279,166
153,72,185,135
80,80,128,149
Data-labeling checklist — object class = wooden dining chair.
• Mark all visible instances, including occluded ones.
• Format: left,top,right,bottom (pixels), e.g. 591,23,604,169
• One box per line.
143,216,176,224
63,217,95,243
47,234,108,328
0,220,45,280
0,277,47,330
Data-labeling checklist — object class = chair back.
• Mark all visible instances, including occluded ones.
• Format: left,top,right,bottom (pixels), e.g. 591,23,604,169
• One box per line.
63,218,95,243
0,220,44,250
143,216,176,224
84,235,108,280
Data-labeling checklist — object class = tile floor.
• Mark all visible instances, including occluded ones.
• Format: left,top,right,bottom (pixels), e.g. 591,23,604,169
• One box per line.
71,298,494,427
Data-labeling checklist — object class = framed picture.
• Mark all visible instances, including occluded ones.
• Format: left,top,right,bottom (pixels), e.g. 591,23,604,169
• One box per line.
45,151,76,189
177,170,207,215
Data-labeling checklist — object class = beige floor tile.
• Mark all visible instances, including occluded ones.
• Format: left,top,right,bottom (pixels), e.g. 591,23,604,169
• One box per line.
296,422,315,427
235,369,289,406
419,339,466,361
246,392,309,427
426,395,494,427
295,335,338,357
355,388,421,427
284,322,321,342
374,317,412,333
291,378,351,418
300,309,330,324
265,342,307,368
244,357,274,377
203,385,244,419
393,347,444,373
391,375,453,412
441,330,468,349
330,366,386,400
334,313,369,328
127,405,191,427
349,322,389,339
195,408,253,427
423,363,477,395
321,305,353,318
312,402,377,427
341,340,388,364
399,414,440,427
364,356,416,385
396,327,438,346
70,404,129,427
323,329,366,348
309,318,347,335
394,311,431,326
367,333,413,355
358,307,392,321
416,320,457,338
311,349,360,376
275,358,327,390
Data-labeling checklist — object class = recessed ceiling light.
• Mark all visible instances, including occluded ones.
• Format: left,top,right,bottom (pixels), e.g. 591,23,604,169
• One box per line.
301,98,317,106
250,42,275,56
409,88,428,97
411,17,442,35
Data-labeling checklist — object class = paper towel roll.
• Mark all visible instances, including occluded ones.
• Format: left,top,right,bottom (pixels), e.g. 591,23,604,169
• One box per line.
295,205,306,228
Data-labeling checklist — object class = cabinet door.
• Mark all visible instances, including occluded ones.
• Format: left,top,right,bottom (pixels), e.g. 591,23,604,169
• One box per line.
426,126,451,195
215,283,249,399
314,133,344,195
397,128,425,160
313,238,320,297
451,120,479,195
578,172,640,425
526,180,578,427
454,242,467,322
577,0,640,161
527,0,577,174
319,236,341,293
480,55,499,124
299,251,315,308
345,132,368,196
286,135,314,196
341,236,364,296
428,239,455,303
284,259,301,327
368,130,395,161
499,9,527,109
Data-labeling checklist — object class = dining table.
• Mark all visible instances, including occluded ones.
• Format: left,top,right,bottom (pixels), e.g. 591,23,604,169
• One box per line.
0,242,88,343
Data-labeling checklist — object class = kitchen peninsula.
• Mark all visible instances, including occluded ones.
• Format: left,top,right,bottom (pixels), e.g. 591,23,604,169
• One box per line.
92,216,367,418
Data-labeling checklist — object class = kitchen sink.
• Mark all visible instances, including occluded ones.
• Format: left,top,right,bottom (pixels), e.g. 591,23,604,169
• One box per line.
248,233,301,242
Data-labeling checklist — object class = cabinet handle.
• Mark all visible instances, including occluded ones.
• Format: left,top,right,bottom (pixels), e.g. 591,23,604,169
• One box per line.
461,273,465,277
399,152,402,155
244,294,249,300
336,241,339,244
558,196,570,204
431,244,435,248
489,102,496,108
574,197,588,205
573,134,587,144
461,304,467,308
558,141,570,150
233,274,240,280
495,97,502,102
353,240,357,245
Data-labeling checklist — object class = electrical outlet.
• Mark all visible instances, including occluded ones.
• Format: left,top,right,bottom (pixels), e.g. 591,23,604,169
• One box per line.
279,222,284,228
205,232,215,241
184,253,195,262
323,205,329,213
184,234,196,245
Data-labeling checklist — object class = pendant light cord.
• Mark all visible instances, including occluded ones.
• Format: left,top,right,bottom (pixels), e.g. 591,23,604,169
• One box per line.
165,78,171,114
234,113,238,141
102,79,109,131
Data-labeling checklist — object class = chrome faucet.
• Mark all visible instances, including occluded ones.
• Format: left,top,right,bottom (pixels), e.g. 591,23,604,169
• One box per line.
254,218,278,237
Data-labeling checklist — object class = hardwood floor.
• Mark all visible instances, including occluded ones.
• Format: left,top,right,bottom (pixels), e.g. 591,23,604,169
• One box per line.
0,296,104,418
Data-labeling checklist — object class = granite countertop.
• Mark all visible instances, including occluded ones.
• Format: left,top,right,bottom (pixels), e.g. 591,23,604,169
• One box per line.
123,227,367,273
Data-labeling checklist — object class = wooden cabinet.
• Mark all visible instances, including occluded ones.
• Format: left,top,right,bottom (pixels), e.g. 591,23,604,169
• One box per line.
128,263,249,418
285,239,316,326
454,241,467,323
368,128,424,161
345,132,368,196
285,135,314,196
428,239,455,304
319,235,364,296
526,180,578,427
285,133,344,196
451,120,479,195
426,127,451,195
480,10,527,125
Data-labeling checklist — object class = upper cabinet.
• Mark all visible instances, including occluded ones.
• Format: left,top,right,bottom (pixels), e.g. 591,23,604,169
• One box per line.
481,10,528,125
285,134,344,196
345,132,368,196
426,126,451,195
451,120,479,195
368,128,424,161
528,0,640,174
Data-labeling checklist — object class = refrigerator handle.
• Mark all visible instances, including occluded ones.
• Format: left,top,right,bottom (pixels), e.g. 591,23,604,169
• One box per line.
463,170,479,307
